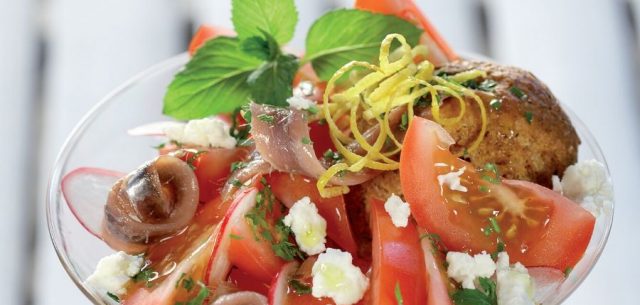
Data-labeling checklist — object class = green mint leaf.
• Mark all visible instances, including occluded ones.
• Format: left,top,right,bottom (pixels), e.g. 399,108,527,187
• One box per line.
231,0,298,45
304,9,421,81
163,37,262,119
240,30,280,61
248,53,299,106
478,277,497,304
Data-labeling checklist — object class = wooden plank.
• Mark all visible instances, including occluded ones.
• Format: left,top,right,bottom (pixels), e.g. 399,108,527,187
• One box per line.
486,0,640,304
34,1,187,304
0,1,38,304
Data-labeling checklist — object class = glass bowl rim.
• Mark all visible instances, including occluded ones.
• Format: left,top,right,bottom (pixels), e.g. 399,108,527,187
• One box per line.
46,52,615,305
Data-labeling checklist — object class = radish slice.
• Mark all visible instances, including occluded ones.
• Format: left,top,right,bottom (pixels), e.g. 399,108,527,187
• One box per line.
61,167,124,238
418,228,453,305
268,262,299,305
205,188,259,286
529,267,565,304
127,121,184,137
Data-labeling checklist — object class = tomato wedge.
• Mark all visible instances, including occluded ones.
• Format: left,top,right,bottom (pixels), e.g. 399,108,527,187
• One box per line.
355,0,457,64
400,117,595,270
268,172,358,255
370,198,427,305
188,25,235,55
174,148,249,202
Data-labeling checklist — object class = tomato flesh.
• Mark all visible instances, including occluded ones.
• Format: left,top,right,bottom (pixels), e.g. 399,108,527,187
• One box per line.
370,198,427,305
268,172,358,255
400,117,595,269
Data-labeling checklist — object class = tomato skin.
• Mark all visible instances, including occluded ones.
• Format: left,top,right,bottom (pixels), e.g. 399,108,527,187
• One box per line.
370,198,427,305
400,117,595,270
176,148,249,203
268,172,358,255
188,25,235,55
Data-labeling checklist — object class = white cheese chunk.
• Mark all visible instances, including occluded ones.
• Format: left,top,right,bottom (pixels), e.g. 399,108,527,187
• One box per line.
496,252,536,305
437,166,468,193
283,196,327,255
312,248,369,305
164,117,236,149
85,251,144,296
383,194,411,228
446,251,496,289
558,159,613,217
287,95,317,111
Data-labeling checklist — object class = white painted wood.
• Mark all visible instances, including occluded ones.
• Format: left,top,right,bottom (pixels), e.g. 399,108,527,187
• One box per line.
35,1,187,304
190,0,332,50
486,0,640,304
0,1,38,304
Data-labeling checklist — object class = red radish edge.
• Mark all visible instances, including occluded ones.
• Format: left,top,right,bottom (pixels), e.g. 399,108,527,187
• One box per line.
61,167,124,239
418,228,454,305
268,261,299,305
204,187,259,285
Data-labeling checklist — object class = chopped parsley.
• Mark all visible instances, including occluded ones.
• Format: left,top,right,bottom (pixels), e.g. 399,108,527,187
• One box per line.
395,282,404,305
564,267,573,277
491,241,506,260
107,292,120,303
509,86,528,100
479,185,490,193
307,105,319,115
186,150,207,170
488,217,502,234
229,178,243,187
229,233,243,240
178,274,195,292
400,112,409,131
478,79,498,92
230,107,251,143
230,161,247,172
301,136,312,145
175,282,210,305
323,149,342,164
289,279,312,295
524,111,533,124
152,143,166,150
272,217,304,261
489,99,502,110
132,267,157,288
480,163,501,184
257,113,275,124
452,277,497,305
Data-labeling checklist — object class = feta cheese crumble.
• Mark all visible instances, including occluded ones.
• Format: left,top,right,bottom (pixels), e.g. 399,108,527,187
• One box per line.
283,197,327,255
555,159,613,217
446,251,496,289
437,166,468,193
496,252,536,305
85,251,144,296
287,95,316,111
383,194,411,228
164,117,236,149
312,248,369,305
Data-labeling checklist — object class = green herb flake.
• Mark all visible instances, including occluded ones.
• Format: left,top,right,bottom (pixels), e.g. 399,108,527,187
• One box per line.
257,113,275,124
229,233,243,240
181,275,195,292
395,282,404,305
289,279,312,295
488,217,502,234
307,105,319,115
564,267,573,277
177,282,211,305
489,99,502,111
132,267,157,288
152,143,166,150
509,86,528,100
229,178,243,187
479,185,490,193
491,241,506,260
524,111,533,124
230,161,247,172
106,292,120,303
400,112,409,131
301,136,312,145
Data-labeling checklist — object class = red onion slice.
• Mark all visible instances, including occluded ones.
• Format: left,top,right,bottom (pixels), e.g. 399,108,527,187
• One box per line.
250,103,374,186
267,261,299,305
61,167,124,238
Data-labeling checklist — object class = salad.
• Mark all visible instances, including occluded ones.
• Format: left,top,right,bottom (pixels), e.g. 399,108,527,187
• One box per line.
59,0,614,305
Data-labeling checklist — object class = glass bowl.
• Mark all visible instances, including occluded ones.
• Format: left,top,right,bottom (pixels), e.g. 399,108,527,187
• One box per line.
46,53,614,305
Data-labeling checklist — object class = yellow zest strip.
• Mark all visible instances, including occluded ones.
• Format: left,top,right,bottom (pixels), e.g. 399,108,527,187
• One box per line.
317,34,489,197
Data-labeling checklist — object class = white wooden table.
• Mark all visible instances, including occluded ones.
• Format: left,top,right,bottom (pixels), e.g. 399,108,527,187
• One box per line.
1,0,638,304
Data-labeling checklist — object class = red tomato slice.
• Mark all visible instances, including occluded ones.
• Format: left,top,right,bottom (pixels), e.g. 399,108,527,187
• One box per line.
355,0,457,64
370,198,427,305
176,148,249,203
268,172,358,255
188,25,235,55
400,117,595,270
228,267,270,296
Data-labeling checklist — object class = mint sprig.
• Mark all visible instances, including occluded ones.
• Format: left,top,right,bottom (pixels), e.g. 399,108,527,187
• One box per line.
231,0,297,45
451,277,497,305
304,9,422,81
